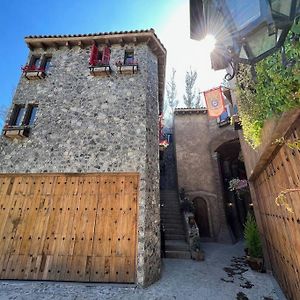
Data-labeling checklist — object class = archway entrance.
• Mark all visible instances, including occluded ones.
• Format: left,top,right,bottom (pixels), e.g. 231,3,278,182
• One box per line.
194,197,210,237
216,139,253,241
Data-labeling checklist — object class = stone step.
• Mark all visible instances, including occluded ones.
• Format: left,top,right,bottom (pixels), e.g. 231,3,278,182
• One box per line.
163,223,185,229
165,240,190,251
161,209,181,213
161,213,182,218
161,199,180,203
164,228,185,235
161,217,183,223
161,205,181,210
161,215,182,222
165,250,191,259
165,233,186,240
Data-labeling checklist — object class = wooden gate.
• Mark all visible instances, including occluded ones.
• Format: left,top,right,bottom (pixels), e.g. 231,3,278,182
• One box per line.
0,173,138,283
254,120,300,300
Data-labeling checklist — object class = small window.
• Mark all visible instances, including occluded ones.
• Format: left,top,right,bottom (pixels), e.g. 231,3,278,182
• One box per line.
41,56,51,71
97,51,103,61
30,56,41,68
24,105,38,126
124,50,134,65
217,104,232,124
10,105,25,126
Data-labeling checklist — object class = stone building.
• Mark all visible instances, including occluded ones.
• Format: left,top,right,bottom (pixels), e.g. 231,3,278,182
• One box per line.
0,29,166,286
174,102,252,243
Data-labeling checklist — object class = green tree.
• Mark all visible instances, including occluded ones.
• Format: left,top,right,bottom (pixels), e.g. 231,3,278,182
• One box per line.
183,69,198,108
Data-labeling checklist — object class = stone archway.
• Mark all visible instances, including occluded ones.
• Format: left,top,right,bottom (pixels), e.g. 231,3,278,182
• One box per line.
194,197,211,237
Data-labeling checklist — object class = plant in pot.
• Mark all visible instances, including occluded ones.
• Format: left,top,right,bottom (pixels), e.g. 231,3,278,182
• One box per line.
191,237,204,261
244,213,264,272
180,198,195,213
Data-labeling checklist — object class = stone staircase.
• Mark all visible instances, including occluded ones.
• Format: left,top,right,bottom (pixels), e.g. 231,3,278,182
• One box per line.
161,190,190,259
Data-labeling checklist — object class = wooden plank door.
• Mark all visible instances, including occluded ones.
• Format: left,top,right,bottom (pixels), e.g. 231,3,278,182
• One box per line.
0,173,138,283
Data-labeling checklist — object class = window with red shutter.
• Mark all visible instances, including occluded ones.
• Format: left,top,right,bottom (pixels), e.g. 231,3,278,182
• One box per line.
101,47,110,65
89,44,99,66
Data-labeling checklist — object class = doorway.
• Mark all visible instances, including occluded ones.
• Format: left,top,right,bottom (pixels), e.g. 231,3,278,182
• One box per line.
194,197,211,237
216,139,253,240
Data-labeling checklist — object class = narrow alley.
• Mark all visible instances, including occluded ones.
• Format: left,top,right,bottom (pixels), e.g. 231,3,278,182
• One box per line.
0,242,285,300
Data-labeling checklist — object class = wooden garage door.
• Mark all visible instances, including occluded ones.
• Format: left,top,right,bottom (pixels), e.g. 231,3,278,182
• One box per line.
0,173,138,283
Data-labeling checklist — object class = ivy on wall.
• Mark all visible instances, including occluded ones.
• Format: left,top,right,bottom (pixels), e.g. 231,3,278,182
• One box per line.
236,35,300,148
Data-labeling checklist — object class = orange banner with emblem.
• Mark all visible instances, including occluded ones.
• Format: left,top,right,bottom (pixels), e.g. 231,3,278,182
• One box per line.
204,87,225,118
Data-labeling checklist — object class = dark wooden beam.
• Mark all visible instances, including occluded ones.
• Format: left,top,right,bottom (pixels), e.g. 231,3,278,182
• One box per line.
77,41,84,49
40,42,47,51
104,38,111,47
53,42,59,50
65,41,71,49
27,43,34,52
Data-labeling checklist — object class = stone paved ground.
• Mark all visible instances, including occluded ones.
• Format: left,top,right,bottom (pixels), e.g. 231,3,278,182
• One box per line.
0,242,286,300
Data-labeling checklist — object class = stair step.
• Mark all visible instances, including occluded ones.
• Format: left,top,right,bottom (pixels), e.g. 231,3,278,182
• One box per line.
161,215,182,220
165,240,190,251
163,224,185,229
165,234,186,240
165,229,185,235
161,217,183,222
161,211,181,215
165,250,191,259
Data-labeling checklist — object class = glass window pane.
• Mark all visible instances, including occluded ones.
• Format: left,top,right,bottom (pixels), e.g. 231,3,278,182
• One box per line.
225,0,261,31
33,57,40,67
270,0,292,16
44,58,51,71
13,107,25,126
124,51,134,65
28,107,37,125
247,25,277,57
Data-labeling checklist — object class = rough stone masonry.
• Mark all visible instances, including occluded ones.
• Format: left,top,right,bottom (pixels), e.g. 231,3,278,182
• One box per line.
0,30,166,286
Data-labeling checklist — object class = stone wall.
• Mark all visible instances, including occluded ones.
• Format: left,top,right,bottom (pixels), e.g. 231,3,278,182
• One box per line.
174,109,237,242
0,41,161,286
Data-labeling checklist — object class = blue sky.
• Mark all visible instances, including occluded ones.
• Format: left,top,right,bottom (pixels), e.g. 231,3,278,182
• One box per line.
0,0,224,122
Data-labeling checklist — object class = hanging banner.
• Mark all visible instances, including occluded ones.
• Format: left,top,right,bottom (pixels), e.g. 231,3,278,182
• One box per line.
204,87,225,118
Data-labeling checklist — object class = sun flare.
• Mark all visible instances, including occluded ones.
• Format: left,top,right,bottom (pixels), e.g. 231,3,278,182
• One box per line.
201,34,216,53
159,3,225,107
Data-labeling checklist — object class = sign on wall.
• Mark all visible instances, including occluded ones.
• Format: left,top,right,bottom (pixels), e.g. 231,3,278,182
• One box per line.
204,87,225,118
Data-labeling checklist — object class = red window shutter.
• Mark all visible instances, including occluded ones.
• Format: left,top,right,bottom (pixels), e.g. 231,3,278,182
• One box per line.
89,44,98,66
102,47,110,64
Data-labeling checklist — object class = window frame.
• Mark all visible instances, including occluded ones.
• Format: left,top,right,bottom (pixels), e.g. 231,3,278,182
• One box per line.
9,105,26,127
124,49,135,65
40,55,52,72
23,104,38,126
29,56,41,68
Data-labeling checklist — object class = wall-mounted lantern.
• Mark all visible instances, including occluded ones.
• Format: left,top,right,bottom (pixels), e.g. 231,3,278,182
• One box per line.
190,0,300,79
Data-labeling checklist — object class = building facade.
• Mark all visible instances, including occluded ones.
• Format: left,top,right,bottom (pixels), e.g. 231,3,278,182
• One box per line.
174,105,252,243
0,29,166,286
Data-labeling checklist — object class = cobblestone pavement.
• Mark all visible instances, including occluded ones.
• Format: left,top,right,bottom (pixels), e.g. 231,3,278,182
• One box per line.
0,242,286,300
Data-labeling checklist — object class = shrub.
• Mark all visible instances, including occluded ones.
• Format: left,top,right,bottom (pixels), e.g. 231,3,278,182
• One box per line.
244,213,263,258
180,198,195,213
236,33,300,148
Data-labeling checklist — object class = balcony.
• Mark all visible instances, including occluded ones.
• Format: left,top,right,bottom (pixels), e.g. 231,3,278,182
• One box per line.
116,60,138,74
89,61,112,76
21,65,46,80
2,125,30,139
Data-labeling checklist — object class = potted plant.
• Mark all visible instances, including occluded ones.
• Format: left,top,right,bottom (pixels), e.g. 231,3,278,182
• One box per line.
244,213,264,272
180,198,195,213
191,237,205,261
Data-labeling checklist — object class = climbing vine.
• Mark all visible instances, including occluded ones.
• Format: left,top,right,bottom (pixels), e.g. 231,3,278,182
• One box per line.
236,35,300,148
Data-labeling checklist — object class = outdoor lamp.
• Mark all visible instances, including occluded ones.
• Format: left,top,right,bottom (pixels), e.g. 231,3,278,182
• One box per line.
190,0,300,77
